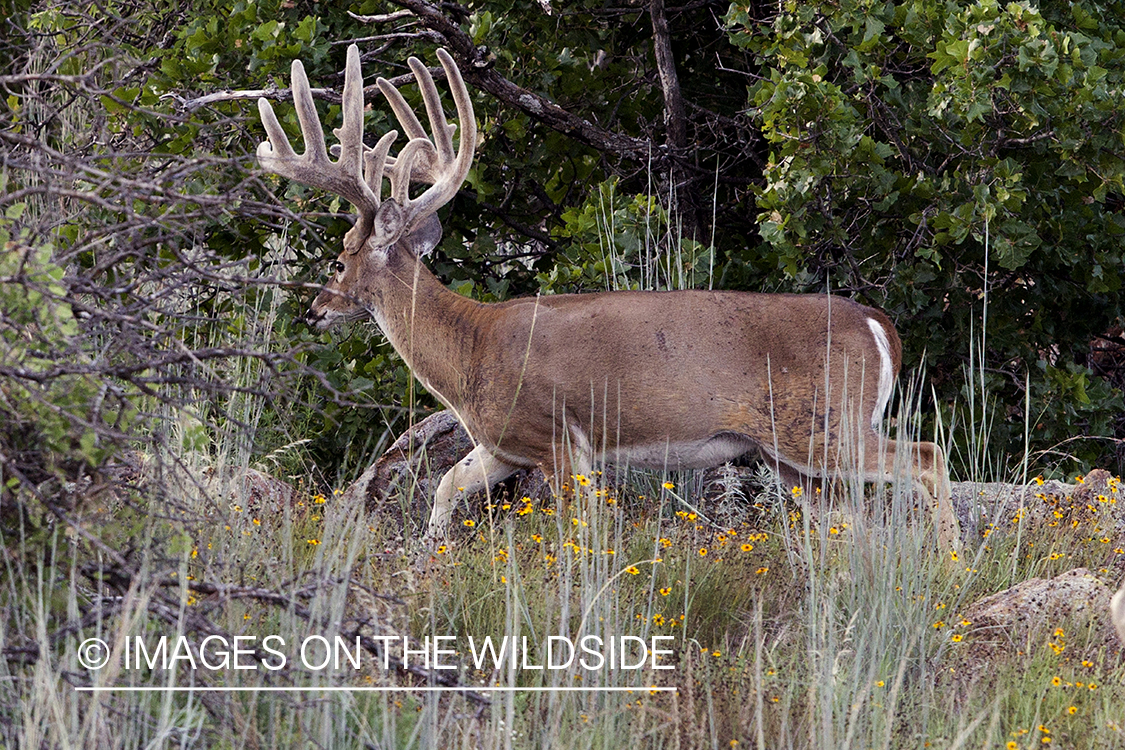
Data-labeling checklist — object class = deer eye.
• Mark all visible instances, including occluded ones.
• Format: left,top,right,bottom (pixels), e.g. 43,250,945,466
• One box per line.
333,261,346,275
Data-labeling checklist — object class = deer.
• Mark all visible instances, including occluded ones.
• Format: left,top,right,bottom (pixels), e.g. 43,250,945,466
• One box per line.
256,45,960,552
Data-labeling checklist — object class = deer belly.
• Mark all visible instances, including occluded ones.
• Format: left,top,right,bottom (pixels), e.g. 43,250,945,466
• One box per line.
603,434,754,470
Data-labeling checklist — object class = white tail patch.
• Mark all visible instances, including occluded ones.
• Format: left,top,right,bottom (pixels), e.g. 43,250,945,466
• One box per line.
866,317,894,432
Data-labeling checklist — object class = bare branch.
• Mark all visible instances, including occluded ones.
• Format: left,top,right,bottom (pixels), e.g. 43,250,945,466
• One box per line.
347,9,416,24
383,0,655,162
173,85,336,112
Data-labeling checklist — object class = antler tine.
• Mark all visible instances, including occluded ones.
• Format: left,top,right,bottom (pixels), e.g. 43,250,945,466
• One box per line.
363,130,399,200
377,69,430,144
331,45,380,210
375,48,476,232
408,55,456,165
375,70,437,186
256,44,380,217
389,138,434,206
407,48,476,227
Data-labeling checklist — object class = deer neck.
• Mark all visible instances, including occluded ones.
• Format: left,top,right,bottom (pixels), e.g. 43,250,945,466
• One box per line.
372,246,480,407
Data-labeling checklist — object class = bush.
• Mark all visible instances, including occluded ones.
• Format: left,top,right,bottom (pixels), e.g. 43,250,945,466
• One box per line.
727,0,1125,476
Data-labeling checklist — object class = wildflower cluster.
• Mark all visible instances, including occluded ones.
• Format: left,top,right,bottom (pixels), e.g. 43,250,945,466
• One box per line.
1049,672,1100,692
1032,474,1120,531
1047,626,1066,656
647,611,686,629
983,474,1125,572
932,608,974,641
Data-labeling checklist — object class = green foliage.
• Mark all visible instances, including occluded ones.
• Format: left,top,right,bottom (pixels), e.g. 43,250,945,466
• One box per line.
0,209,129,480
545,180,662,292
728,0,1125,476
1032,360,1122,468
298,320,426,478
545,179,719,293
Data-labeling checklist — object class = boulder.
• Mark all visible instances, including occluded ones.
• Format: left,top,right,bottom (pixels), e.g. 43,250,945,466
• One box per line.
233,468,298,513
960,567,1120,652
950,468,1124,540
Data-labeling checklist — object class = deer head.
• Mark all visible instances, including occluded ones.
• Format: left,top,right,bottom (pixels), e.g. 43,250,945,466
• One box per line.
256,45,476,329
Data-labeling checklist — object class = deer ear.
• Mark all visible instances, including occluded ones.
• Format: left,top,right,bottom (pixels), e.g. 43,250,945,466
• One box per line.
371,199,404,245
407,214,443,258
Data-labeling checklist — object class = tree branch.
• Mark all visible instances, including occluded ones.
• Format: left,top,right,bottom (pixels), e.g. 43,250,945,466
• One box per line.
650,0,687,152
386,0,656,163
181,0,669,165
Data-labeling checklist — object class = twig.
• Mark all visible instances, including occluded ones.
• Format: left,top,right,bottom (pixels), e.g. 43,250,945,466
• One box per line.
348,9,416,24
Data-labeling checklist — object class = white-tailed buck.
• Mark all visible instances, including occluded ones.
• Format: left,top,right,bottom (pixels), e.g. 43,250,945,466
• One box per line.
257,45,959,551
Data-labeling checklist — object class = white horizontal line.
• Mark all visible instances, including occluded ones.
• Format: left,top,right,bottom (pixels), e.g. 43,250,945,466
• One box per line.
75,686,676,693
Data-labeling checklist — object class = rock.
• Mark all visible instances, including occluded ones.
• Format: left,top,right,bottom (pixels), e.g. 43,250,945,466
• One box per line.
940,567,1124,690
961,567,1120,650
233,468,297,513
348,412,1125,543
1071,468,1115,507
950,468,1124,540
341,411,469,532
98,452,299,515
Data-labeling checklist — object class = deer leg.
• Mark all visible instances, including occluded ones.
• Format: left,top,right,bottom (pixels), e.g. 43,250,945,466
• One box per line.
538,421,595,496
875,438,959,553
914,440,959,554
429,444,519,538
539,451,594,498
538,431,595,524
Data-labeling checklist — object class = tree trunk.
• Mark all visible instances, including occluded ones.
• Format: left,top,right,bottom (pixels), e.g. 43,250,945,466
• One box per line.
649,0,702,243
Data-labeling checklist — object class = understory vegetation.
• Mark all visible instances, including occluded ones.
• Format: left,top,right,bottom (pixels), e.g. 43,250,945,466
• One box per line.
3,0,1125,747
5,431,1124,748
